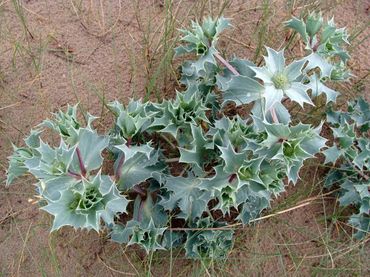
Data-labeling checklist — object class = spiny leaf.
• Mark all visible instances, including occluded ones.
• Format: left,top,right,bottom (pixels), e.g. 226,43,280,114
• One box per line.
175,17,230,75
179,124,216,172
217,74,264,106
114,142,164,191
6,130,41,185
348,213,370,240
307,73,339,103
324,98,370,240
150,90,209,144
257,121,327,183
237,188,270,224
109,99,152,140
161,175,210,220
42,173,128,232
286,13,350,80
69,128,109,174
184,217,234,259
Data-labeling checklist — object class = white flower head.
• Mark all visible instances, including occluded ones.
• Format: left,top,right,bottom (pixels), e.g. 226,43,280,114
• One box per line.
251,47,314,112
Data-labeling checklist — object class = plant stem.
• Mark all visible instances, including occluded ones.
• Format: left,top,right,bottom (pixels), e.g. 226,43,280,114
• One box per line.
115,154,125,180
270,107,279,123
132,185,146,197
76,147,87,177
214,52,239,76
126,137,132,147
67,170,82,179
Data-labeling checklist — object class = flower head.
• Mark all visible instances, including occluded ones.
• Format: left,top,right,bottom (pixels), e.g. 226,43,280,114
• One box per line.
251,47,314,113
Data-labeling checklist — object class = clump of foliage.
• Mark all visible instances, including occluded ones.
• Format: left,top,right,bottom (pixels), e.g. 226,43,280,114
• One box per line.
5,14,368,259
324,98,369,239
286,11,351,81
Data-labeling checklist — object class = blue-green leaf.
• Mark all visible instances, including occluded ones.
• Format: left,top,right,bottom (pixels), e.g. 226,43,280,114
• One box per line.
42,173,128,232
161,175,210,220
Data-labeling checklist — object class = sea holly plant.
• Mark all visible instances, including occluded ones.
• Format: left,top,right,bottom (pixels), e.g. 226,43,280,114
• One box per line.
285,12,351,107
324,98,369,239
184,217,234,259
285,12,350,79
149,89,209,144
4,14,368,259
175,16,230,77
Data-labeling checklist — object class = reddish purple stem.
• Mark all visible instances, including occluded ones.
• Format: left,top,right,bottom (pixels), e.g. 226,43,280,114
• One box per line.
68,170,82,180
214,52,240,76
228,173,237,183
115,155,125,180
76,147,87,177
126,137,132,147
132,185,146,197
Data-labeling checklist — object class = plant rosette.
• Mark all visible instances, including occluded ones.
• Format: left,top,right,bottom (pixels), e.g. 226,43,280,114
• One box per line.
5,14,369,258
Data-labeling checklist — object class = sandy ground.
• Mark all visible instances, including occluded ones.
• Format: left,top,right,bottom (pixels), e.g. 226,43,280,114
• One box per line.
0,0,369,276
